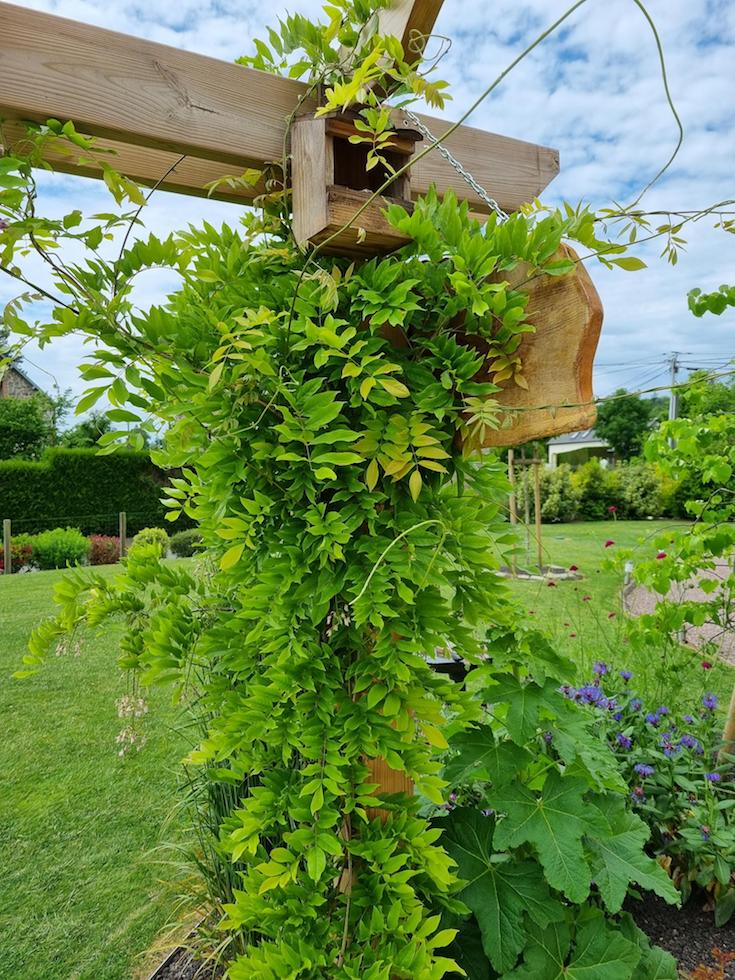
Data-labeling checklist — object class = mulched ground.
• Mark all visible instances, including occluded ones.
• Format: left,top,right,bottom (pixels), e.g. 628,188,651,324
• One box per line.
148,893,735,979
628,892,735,977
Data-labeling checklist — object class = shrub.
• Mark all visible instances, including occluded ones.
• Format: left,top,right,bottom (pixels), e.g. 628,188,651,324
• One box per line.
618,463,664,519
0,447,193,535
572,458,619,519
131,527,169,556
170,529,203,558
0,532,34,573
88,534,120,565
515,463,580,523
31,527,90,570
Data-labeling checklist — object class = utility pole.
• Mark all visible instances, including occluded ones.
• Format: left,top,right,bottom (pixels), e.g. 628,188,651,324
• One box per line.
668,352,680,422
668,352,680,448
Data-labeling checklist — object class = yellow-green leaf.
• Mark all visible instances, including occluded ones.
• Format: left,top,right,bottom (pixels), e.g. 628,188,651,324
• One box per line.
409,468,422,501
220,543,244,570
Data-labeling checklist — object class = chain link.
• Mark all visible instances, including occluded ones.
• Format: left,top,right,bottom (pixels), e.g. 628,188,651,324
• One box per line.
403,109,509,222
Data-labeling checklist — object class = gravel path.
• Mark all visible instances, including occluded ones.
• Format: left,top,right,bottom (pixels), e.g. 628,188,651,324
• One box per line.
625,557,735,664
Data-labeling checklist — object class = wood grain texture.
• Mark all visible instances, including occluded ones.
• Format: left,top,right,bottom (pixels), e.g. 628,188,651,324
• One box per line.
364,757,414,822
375,0,445,64
474,245,604,447
0,1,559,211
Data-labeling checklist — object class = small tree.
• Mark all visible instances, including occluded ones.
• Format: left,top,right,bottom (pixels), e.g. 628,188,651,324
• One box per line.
595,388,653,460
60,411,112,448
0,394,55,459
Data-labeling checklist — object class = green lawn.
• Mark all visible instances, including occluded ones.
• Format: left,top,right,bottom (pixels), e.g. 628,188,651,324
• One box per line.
0,566,186,980
506,520,735,705
1,527,732,978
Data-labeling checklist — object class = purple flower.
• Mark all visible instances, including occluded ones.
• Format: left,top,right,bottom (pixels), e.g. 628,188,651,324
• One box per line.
577,684,604,705
660,735,679,758
593,661,609,677
613,711,623,721
679,734,701,752
543,731,554,744
703,694,718,710
701,825,711,841
656,706,670,718
683,715,694,724
645,713,659,726
630,698,643,712
634,763,655,777
620,670,633,683
705,772,722,783
616,733,633,750
482,808,494,817
631,785,646,803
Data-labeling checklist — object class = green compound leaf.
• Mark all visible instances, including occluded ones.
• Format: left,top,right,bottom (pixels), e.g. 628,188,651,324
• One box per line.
492,771,594,903
585,795,680,913
441,808,561,974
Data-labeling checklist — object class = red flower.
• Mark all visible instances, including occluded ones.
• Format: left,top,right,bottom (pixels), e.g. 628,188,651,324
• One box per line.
656,551,667,560
608,506,618,513
604,540,615,548
569,564,579,572
701,661,713,670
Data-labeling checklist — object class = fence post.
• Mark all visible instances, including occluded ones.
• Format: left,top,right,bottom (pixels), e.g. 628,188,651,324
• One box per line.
533,461,543,572
118,511,127,558
507,449,518,576
3,519,10,575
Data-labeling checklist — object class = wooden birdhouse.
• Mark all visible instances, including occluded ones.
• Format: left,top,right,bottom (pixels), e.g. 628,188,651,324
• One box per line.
291,111,422,258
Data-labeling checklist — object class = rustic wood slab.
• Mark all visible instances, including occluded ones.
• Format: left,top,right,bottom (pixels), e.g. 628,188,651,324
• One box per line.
475,244,604,447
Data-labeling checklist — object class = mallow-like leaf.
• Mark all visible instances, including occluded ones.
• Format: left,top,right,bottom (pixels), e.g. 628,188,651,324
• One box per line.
441,808,561,973
492,771,594,903
504,911,641,980
444,726,533,788
585,794,680,913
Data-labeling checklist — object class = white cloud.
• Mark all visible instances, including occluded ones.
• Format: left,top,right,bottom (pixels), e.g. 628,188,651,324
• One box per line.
3,0,734,406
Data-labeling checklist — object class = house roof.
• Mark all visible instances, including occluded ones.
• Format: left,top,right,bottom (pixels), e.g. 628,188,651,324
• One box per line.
1,362,44,394
547,428,609,447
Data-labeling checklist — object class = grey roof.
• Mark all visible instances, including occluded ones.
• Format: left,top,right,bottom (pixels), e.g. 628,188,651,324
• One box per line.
547,428,608,447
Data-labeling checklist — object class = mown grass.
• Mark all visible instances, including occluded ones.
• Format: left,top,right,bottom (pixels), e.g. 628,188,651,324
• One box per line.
2,527,733,977
0,565,187,980
506,519,735,706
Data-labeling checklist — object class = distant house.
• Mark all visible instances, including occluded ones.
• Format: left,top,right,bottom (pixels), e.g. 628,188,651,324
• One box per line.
0,363,43,400
547,429,614,469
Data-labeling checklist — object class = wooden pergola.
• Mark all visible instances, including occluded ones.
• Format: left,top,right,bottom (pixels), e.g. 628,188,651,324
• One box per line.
0,0,602,445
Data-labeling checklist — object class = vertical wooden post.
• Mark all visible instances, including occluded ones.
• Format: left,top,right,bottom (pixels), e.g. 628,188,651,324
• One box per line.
118,512,127,558
720,682,735,761
533,461,543,572
3,519,11,575
522,450,531,567
507,449,518,576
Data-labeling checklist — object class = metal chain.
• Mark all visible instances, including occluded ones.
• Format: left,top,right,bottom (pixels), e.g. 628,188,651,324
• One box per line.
402,108,509,222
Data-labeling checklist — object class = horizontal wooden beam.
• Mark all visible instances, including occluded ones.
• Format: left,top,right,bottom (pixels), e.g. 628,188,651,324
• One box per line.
0,1,559,211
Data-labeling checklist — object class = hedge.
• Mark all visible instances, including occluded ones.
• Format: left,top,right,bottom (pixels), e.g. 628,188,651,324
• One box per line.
0,448,191,535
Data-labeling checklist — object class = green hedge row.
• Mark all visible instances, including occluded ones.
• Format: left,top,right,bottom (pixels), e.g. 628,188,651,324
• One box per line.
515,459,695,523
0,448,190,535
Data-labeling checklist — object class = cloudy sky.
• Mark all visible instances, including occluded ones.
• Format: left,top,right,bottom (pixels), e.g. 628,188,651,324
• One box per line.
3,0,735,411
